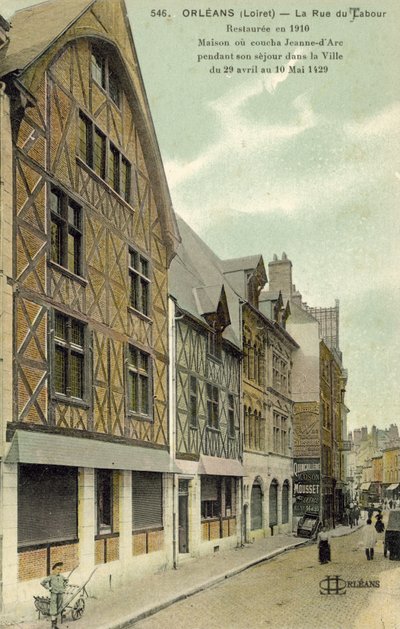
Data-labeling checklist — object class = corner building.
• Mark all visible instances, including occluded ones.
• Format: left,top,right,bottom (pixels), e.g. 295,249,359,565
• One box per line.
0,0,180,611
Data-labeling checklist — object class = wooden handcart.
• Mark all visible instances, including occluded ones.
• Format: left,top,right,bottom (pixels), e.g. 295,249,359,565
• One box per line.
34,568,96,622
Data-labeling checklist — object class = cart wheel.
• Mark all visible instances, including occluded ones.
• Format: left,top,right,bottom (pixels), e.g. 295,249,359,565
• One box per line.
71,598,85,620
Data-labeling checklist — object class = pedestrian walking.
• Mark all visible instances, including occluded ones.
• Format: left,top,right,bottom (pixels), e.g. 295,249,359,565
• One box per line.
362,519,377,560
375,513,385,533
354,505,360,525
41,562,68,629
317,526,331,564
389,499,393,509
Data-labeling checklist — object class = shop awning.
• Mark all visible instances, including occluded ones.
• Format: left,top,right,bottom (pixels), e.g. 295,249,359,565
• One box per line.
4,430,180,473
199,455,244,477
360,482,371,491
386,484,399,491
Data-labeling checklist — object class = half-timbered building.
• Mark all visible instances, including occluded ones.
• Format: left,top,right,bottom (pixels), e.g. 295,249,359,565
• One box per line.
223,255,297,539
0,0,180,611
169,217,243,559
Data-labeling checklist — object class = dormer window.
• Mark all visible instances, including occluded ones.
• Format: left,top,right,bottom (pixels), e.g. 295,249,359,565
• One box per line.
208,328,222,360
91,46,121,108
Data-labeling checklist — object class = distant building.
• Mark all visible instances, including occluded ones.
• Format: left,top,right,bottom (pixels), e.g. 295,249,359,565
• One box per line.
264,253,349,527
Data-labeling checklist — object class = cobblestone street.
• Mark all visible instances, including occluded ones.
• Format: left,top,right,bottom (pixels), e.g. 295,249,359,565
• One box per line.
132,528,400,629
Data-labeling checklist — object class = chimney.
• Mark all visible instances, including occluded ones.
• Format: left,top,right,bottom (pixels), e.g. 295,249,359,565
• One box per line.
268,252,293,299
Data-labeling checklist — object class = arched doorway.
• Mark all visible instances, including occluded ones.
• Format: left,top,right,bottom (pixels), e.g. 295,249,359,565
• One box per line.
269,479,278,528
251,481,263,530
282,480,290,524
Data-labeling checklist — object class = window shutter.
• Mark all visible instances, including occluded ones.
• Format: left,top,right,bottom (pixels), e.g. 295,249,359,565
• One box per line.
18,465,77,547
132,472,163,530
269,480,278,526
251,483,263,530
282,481,289,524
201,476,218,501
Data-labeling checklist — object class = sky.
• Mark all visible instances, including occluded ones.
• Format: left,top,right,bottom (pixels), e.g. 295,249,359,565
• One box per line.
2,0,400,432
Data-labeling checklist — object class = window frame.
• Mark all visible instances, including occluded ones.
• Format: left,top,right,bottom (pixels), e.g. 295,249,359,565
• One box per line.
49,187,83,277
18,464,78,549
127,344,152,420
96,469,113,536
132,471,163,532
189,375,198,428
129,249,151,318
53,311,87,402
91,45,121,108
228,393,235,438
78,110,132,204
206,383,219,430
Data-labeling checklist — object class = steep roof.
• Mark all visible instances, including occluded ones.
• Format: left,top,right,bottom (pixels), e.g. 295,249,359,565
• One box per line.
221,255,264,274
0,0,180,261
169,216,241,348
0,0,95,76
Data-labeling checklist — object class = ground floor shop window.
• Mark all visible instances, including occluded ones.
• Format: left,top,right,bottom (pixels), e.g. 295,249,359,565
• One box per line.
201,476,236,519
201,476,221,519
96,469,113,535
132,471,163,530
18,464,78,548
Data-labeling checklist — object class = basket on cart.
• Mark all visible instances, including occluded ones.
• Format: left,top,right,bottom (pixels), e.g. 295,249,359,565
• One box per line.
34,568,95,622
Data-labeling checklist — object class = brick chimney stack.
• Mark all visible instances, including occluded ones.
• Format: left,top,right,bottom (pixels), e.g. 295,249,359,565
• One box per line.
268,252,293,299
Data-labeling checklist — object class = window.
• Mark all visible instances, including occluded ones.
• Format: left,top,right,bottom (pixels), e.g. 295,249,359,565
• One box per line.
18,464,77,548
269,479,278,527
128,345,151,417
108,69,120,107
96,469,113,535
129,250,150,316
273,411,288,455
206,384,219,429
228,394,235,437
208,329,222,360
272,352,288,392
91,50,105,88
78,111,131,203
54,312,85,399
132,472,163,531
251,482,263,530
282,480,290,524
93,128,106,178
50,188,82,276
201,476,221,519
79,113,91,166
91,46,121,107
189,376,198,427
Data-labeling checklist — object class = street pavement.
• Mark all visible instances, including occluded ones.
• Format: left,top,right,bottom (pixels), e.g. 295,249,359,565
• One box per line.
132,524,400,629
1,514,399,629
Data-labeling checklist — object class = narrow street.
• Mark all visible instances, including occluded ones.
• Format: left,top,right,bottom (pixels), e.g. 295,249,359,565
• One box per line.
132,527,400,629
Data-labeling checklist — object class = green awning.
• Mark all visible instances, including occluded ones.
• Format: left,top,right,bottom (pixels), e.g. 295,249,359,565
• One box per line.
4,430,180,473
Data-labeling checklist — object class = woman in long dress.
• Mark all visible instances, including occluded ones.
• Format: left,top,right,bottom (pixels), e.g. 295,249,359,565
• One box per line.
317,526,331,564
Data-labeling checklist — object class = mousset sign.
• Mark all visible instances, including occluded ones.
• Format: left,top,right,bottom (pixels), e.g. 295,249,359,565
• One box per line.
293,459,320,516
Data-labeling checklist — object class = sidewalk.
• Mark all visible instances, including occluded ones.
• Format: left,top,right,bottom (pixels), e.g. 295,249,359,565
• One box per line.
2,523,362,629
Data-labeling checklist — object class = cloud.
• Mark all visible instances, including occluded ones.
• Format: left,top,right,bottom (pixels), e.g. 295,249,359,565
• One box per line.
165,52,315,188
344,102,400,138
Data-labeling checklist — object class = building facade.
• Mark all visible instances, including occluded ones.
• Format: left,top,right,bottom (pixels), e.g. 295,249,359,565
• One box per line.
0,0,180,610
169,217,243,560
265,253,349,527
